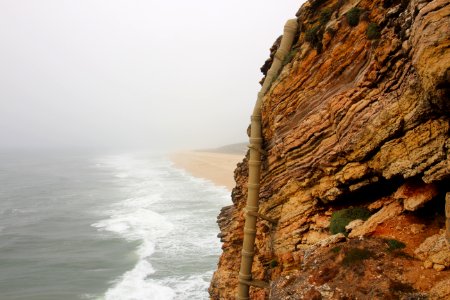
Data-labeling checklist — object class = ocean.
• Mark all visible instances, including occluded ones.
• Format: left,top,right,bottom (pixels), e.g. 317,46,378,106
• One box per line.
0,150,230,300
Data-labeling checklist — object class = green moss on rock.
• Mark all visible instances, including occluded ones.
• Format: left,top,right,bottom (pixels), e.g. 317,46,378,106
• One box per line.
329,207,371,235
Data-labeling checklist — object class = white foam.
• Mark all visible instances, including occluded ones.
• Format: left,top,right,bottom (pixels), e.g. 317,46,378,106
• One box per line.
92,153,230,300
158,271,215,300
93,206,175,299
103,260,175,300
93,207,174,268
119,195,162,209
91,154,178,300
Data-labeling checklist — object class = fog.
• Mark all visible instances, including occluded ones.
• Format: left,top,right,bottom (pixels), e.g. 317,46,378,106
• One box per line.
0,0,305,152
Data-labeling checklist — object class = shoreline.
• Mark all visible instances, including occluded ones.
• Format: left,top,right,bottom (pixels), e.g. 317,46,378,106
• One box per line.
169,151,244,191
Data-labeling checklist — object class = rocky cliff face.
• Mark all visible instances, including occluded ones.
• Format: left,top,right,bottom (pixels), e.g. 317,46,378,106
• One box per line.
210,0,450,299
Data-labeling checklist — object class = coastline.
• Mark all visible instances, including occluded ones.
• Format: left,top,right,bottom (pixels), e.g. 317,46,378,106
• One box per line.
169,151,244,191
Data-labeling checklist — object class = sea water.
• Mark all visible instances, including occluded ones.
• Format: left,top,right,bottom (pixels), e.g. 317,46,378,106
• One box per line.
0,150,230,300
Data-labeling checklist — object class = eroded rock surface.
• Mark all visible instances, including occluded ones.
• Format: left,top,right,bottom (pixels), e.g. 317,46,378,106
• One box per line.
210,0,450,299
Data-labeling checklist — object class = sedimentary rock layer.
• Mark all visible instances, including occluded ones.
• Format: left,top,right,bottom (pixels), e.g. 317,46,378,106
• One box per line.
210,0,450,299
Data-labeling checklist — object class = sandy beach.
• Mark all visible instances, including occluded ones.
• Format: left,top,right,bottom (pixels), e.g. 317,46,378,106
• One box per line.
170,151,244,191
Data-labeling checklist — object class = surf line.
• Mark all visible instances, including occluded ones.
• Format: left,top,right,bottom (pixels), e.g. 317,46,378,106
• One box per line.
237,18,298,300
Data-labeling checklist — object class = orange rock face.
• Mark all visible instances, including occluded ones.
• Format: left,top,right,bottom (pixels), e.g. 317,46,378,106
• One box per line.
210,0,450,299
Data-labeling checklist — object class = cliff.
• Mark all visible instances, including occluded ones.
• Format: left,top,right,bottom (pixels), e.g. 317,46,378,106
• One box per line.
210,0,450,299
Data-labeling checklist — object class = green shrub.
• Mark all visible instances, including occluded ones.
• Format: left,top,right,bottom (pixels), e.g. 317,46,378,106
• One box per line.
269,260,279,268
263,259,279,268
329,207,371,235
310,0,327,9
385,239,406,251
305,25,321,44
366,22,381,39
320,8,332,25
346,7,362,27
342,248,374,266
305,25,323,51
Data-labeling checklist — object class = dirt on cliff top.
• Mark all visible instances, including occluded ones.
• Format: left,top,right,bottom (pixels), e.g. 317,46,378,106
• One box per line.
270,236,450,300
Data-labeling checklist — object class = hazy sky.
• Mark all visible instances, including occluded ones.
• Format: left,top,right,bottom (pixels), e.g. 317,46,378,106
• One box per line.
0,0,305,152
